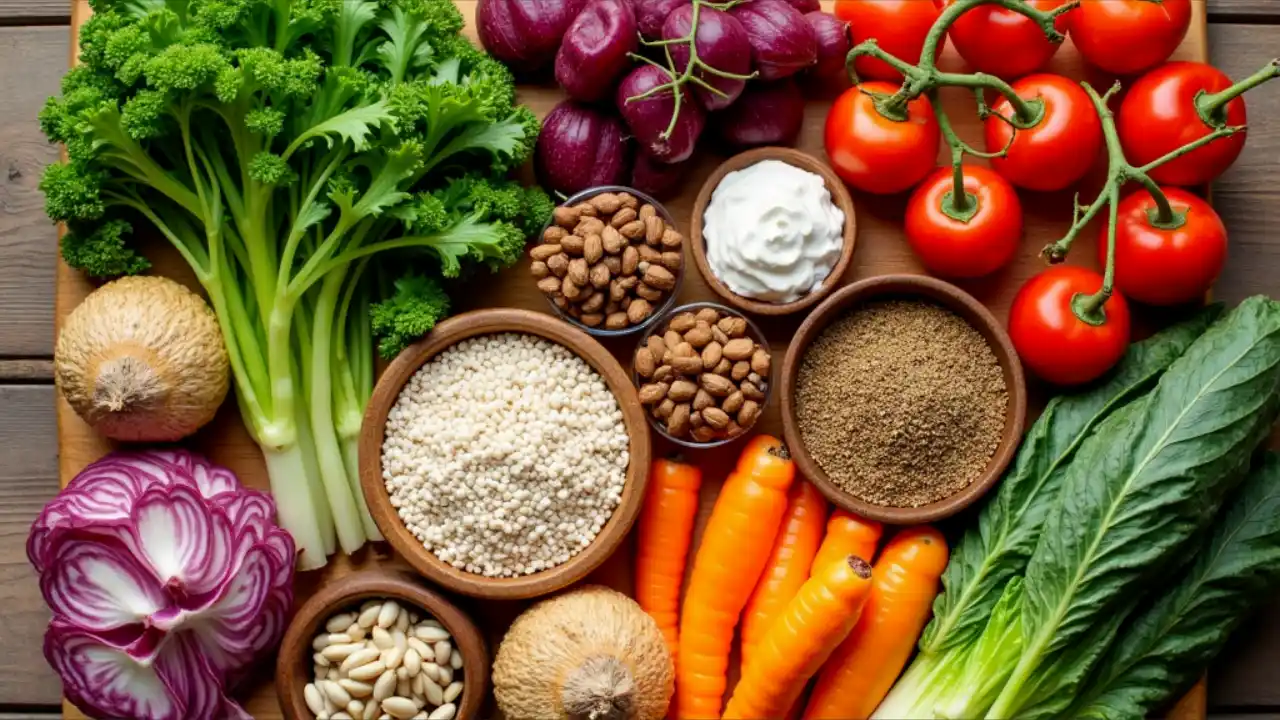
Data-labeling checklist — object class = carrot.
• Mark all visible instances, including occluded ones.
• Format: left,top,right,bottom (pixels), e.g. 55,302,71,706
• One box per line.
811,509,883,577
723,555,875,720
740,480,828,669
675,435,796,719
802,526,951,720
634,457,703,659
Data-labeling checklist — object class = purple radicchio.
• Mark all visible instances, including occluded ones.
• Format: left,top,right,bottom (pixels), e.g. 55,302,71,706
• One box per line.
28,449,295,720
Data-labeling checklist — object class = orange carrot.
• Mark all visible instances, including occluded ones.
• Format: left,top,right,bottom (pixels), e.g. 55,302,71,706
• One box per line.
723,555,875,720
675,436,796,720
740,480,828,669
812,509,883,577
634,457,703,659
802,526,951,720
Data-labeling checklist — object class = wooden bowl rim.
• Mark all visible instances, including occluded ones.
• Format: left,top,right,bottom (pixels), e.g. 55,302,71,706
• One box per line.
274,568,490,720
689,146,858,317
779,274,1028,524
359,308,652,599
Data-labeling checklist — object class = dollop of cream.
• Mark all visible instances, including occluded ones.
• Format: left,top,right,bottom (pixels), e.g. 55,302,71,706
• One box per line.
704,159,845,303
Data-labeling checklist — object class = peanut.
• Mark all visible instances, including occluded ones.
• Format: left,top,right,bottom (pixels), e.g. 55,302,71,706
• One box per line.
618,192,638,209
683,324,713,348
661,228,683,249
581,313,604,327
751,348,771,376
561,234,586,255
692,426,718,442
627,298,654,324
639,204,656,222
581,292,604,313
536,277,561,295
671,356,704,375
700,374,735,397
693,389,714,411
621,246,639,275
574,216,605,237
667,403,691,437
723,338,756,361
702,407,731,430
619,220,646,239
741,381,765,401
573,202,598,217
601,226,625,254
661,251,683,271
603,255,622,274
722,391,745,414
605,312,629,329
588,192,622,214
638,383,668,405
664,330,684,349
644,215,665,245
737,400,761,427
695,308,720,326
530,261,549,279
611,207,637,228
584,233,603,264
643,265,677,291
668,380,698,402
589,262,611,289
543,225,567,243
530,244,561,261
702,341,723,370
718,316,748,337
655,398,675,420
553,206,579,228
567,258,589,287
636,282,664,302
731,361,751,381
547,253,569,277
647,336,667,363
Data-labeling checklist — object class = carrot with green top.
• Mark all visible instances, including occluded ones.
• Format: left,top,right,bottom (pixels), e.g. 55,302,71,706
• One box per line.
723,554,876,720
634,457,703,659
803,526,951,720
740,480,828,670
812,509,883,576
675,435,796,719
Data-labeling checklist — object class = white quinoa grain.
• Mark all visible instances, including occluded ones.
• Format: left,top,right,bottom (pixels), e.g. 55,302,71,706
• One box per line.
382,333,629,577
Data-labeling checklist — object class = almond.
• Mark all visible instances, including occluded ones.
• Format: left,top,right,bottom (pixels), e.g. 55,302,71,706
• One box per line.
590,262,611,289
718,316,747,337
714,357,732,375
671,356,704,376
723,338,756,361
621,246,639,275
611,207,638,228
581,292,604,313
693,388,714,411
700,373,735,397
530,261,549,279
536,277,561,295
751,348,771,376
667,403,691,437
567,258,589,287
726,421,745,437
683,324,713,348
603,255,622,274
741,381,765,401
692,426,718,443
702,406,730,430
543,225,567,243
731,360,751,381
573,201,598,217
602,226,625,254
584,233,604,264
737,400,761,427
574,216,605,237
661,251,683,271
588,192,622,214
638,244,663,263
674,341,697,357
655,398,675,419
609,278,628,302
618,192,638,210
561,234,586,256
530,243,561,261
636,283,664,302
640,204,657,222
581,313,604,327
643,265,677,291
702,341,723,370
690,410,705,428
553,205,579,228
638,382,668,405
644,215,665,246
668,379,698,402
552,294,568,310
627,298,654,324
668,312,697,333
695,308,720,326
661,228,683,249
652,365,673,384
647,336,667,363
664,330,684,349
619,220,646,239
722,391,745,414
605,311,629,329
561,277,583,300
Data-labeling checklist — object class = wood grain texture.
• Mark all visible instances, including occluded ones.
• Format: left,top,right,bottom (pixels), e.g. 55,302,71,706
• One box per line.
0,27,63,358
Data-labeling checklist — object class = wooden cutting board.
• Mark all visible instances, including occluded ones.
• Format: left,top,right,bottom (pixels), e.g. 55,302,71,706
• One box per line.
57,0,1211,717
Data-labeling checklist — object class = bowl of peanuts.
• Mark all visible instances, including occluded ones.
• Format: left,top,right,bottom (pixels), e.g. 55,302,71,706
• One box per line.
276,568,488,720
633,302,772,447
530,186,684,336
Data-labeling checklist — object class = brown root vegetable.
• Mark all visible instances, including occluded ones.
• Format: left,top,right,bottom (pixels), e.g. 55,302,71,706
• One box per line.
55,276,229,442
493,585,673,720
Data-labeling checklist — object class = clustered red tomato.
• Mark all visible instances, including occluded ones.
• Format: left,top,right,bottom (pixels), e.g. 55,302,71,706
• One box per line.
1103,187,1227,306
835,0,944,82
1118,62,1249,186
905,166,1023,279
1009,266,1132,386
985,74,1103,192
824,81,940,195
1071,0,1192,76
946,0,1073,79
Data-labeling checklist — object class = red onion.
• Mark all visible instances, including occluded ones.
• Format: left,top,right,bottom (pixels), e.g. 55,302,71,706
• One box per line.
633,0,688,39
805,11,851,83
786,0,821,12
730,0,818,80
476,0,588,71
663,5,754,111
616,64,706,164
631,152,692,200
717,78,806,149
535,101,633,196
556,0,638,101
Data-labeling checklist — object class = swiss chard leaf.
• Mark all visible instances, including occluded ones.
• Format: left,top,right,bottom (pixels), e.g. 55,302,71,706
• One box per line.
1073,452,1280,720
987,297,1280,719
920,307,1221,656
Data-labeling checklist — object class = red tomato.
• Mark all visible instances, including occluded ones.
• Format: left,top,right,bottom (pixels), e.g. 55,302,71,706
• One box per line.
836,0,944,82
984,74,1103,192
1009,266,1131,385
946,0,1073,79
1118,62,1248,187
1101,187,1227,306
825,81,941,195
904,165,1023,278
1071,0,1192,76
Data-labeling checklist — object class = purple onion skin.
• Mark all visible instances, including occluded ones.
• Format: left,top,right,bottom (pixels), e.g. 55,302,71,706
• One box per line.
730,0,818,80
556,0,639,101
663,5,754,111
616,64,706,164
477,0,588,72
716,78,805,149
633,0,688,39
787,0,821,12
631,152,692,200
805,11,851,83
536,101,633,196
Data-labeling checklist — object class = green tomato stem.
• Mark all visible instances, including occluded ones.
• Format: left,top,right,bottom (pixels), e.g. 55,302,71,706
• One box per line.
1196,58,1280,126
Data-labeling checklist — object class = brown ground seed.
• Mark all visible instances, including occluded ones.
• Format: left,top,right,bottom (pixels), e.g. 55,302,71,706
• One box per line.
796,300,1007,508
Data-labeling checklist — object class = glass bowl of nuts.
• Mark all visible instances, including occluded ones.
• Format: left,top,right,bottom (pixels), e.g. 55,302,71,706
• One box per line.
633,302,772,448
531,186,684,337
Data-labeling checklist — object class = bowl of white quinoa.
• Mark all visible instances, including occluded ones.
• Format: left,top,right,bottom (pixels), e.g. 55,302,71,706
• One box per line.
359,308,651,599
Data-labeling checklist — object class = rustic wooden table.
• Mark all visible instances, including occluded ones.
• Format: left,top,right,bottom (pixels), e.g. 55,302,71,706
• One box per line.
1,0,1277,717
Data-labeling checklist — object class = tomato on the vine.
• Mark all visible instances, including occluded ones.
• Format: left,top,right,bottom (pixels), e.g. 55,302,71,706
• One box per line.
835,0,944,82
1009,266,1131,385
1071,0,1191,76
946,0,1073,79
905,165,1023,278
825,81,940,195
1101,187,1227,307
984,74,1102,192
1118,62,1248,187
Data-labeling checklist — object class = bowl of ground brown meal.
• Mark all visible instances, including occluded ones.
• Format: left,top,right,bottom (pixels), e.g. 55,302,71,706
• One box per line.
779,275,1027,524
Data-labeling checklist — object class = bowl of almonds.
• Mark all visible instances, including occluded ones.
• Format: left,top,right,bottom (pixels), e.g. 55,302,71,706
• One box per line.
531,186,684,335
633,302,772,447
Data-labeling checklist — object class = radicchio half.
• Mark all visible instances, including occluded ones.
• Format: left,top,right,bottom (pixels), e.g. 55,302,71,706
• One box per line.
29,450,295,720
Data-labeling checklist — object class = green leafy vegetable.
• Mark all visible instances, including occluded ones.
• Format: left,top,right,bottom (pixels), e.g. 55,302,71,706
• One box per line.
40,0,550,569
1072,452,1280,719
987,296,1280,719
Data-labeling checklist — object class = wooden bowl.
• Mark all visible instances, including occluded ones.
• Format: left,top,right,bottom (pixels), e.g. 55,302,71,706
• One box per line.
275,568,489,720
779,275,1027,524
359,308,652,599
690,147,858,316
